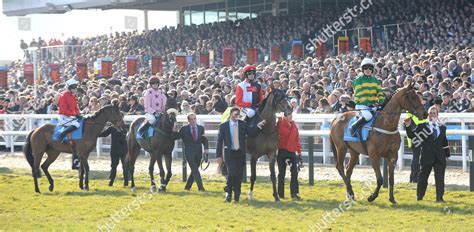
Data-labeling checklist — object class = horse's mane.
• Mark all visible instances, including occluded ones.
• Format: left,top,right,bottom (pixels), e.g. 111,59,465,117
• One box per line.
258,90,276,116
258,95,270,113
83,104,113,120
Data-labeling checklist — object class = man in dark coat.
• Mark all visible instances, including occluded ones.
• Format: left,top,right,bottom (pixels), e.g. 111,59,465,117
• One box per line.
173,113,209,191
405,106,450,202
98,124,128,186
216,107,265,203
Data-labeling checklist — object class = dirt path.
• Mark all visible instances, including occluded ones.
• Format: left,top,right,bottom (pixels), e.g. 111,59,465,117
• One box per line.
0,152,469,186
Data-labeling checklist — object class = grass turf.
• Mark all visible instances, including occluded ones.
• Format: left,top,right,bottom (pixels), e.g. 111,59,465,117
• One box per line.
0,167,472,231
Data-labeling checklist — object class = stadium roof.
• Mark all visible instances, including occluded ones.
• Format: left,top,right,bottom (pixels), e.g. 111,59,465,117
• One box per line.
3,0,222,16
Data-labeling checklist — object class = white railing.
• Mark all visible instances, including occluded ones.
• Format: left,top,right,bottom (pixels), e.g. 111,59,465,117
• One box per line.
0,113,473,172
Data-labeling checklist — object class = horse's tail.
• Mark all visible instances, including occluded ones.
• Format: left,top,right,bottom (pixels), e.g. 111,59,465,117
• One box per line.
330,135,338,163
23,130,40,177
329,118,338,163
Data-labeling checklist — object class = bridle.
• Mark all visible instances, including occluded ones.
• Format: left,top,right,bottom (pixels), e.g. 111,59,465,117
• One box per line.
254,90,288,135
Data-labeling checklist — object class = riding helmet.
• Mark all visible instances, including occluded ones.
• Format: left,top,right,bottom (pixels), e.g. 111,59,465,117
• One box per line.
242,65,257,79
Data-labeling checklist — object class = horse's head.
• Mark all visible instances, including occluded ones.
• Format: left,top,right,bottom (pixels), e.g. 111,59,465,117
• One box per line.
163,108,178,129
107,100,125,129
393,81,427,119
267,86,291,114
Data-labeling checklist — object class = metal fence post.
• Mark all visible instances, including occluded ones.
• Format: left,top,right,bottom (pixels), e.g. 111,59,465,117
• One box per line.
383,158,388,188
308,136,314,186
96,138,102,158
242,157,247,183
398,123,404,170
470,159,473,192
182,146,187,182
462,121,467,172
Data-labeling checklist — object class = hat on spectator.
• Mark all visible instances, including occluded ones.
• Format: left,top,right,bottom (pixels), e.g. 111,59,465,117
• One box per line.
66,78,78,90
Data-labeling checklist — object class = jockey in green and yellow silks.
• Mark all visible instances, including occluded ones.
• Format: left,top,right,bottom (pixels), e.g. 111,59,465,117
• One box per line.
350,58,385,136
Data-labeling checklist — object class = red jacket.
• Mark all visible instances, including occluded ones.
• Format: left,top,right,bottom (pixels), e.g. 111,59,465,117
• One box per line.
235,80,263,108
58,91,80,116
277,118,301,153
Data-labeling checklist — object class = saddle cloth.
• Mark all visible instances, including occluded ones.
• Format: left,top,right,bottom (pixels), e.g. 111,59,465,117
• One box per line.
52,119,84,142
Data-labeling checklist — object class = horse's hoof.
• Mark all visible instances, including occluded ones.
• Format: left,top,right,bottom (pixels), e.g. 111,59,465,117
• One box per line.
48,185,54,192
79,186,84,190
274,197,280,203
35,189,41,194
367,195,377,202
150,185,157,193
108,182,114,187
346,194,355,201
158,187,166,192
84,186,89,191
248,190,254,201
389,198,397,204
131,187,136,194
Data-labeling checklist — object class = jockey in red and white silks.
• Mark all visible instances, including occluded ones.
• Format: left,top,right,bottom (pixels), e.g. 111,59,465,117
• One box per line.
235,65,263,119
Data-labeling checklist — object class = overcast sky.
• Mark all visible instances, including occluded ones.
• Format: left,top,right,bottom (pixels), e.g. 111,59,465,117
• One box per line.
0,1,177,61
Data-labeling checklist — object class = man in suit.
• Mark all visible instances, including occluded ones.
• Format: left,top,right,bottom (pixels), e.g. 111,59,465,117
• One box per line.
405,106,450,202
173,113,209,191
216,107,265,203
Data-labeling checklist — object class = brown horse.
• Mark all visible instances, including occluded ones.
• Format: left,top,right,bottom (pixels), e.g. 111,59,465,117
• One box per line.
330,82,426,204
246,87,291,202
125,109,178,193
24,102,124,193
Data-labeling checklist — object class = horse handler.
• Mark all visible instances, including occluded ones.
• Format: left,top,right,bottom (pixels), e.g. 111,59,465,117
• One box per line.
277,111,302,200
405,106,450,202
173,113,209,191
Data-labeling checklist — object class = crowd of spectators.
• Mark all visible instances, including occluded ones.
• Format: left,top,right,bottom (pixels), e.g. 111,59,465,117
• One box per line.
1,0,472,117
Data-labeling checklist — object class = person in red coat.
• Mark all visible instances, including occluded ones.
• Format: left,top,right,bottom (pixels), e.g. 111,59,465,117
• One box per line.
58,78,81,169
277,111,302,200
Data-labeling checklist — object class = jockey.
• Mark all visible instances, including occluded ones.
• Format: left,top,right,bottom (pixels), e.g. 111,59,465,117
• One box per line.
350,58,385,136
57,78,81,142
138,76,167,136
235,65,263,120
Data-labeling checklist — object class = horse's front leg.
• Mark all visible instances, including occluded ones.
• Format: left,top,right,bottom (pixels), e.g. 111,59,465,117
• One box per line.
269,153,280,202
248,156,257,200
149,154,157,193
83,158,90,191
157,154,166,192
368,157,383,202
388,155,397,204
78,154,84,190
163,151,173,186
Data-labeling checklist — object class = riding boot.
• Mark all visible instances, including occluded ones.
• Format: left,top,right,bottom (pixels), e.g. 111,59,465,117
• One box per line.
350,117,367,137
138,123,149,137
58,125,77,143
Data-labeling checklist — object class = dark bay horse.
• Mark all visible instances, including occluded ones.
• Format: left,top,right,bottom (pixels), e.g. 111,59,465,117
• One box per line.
125,109,178,193
330,82,426,204
247,87,291,202
24,102,124,193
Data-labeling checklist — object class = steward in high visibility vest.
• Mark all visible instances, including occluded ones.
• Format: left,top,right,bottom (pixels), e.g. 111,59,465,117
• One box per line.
406,112,428,148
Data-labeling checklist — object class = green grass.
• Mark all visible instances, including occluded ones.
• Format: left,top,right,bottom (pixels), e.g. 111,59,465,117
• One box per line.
0,167,472,231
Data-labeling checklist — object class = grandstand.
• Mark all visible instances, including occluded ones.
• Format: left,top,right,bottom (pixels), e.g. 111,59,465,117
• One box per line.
0,0,472,166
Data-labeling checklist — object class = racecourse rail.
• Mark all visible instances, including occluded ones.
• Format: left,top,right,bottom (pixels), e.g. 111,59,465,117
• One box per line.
1,113,473,174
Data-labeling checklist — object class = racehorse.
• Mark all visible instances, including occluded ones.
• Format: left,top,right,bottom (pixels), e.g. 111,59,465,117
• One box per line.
125,109,178,193
330,81,427,204
24,102,124,193
246,86,292,202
